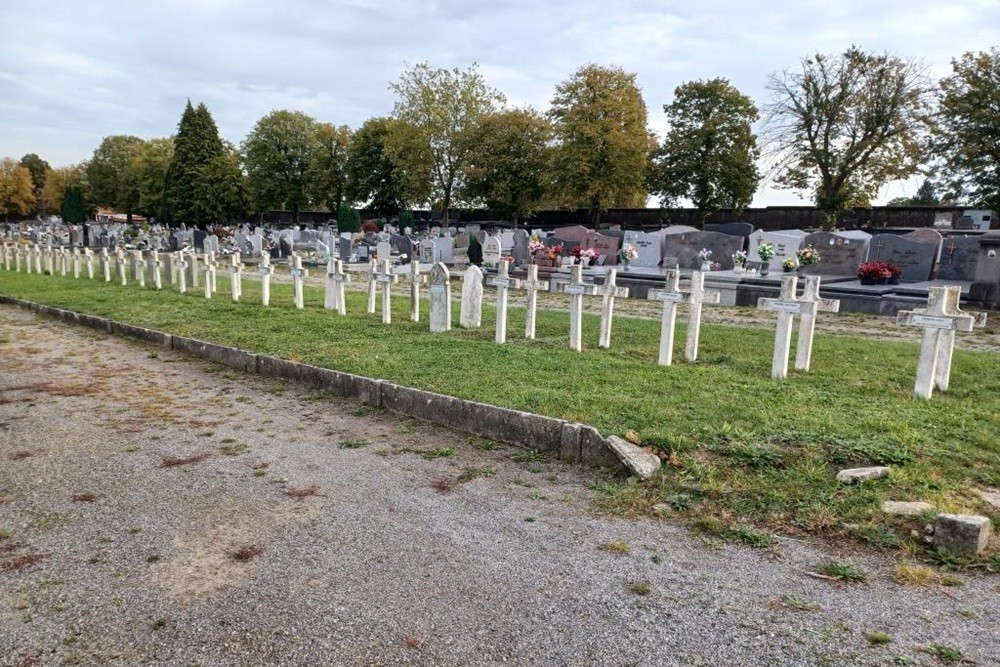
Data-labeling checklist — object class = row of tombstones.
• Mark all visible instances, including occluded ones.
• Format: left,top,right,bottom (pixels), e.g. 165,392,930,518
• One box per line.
0,242,984,400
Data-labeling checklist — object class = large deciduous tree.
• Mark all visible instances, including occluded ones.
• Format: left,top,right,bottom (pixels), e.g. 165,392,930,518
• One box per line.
548,64,654,225
86,135,144,222
0,158,37,220
242,110,318,224
932,48,1000,210
308,122,352,213
387,62,505,224
765,47,930,229
463,108,552,225
650,78,760,225
345,117,411,218
20,153,50,214
163,101,238,227
42,163,88,215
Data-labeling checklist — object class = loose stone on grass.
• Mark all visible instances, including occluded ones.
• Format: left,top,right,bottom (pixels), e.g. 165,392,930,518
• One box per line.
606,436,660,481
836,466,890,484
933,514,992,557
882,501,934,516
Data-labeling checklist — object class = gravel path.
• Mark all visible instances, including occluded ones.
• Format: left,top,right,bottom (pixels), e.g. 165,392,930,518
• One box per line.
1,306,997,667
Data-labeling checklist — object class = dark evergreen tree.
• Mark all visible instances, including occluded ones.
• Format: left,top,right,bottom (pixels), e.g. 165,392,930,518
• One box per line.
60,185,87,224
162,101,233,227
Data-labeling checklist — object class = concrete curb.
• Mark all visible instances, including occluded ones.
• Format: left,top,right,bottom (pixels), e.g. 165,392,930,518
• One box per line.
0,295,623,470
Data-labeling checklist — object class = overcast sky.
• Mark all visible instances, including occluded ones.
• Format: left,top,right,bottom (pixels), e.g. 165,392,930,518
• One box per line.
2,0,997,206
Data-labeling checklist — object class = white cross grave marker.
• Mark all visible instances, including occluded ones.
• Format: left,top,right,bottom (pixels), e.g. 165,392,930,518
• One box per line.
202,254,215,299
148,250,162,290
897,286,985,399
43,245,53,274
598,268,629,349
429,262,452,333
290,254,308,309
408,259,426,323
116,249,128,286
84,249,94,280
365,259,378,314
135,250,146,288
562,264,598,351
757,275,818,379
376,259,397,324
325,258,349,315
71,248,80,278
13,245,21,272
58,248,68,276
523,264,549,340
100,248,111,282
229,253,242,301
175,252,188,294
487,259,521,344
646,270,721,364
257,254,274,306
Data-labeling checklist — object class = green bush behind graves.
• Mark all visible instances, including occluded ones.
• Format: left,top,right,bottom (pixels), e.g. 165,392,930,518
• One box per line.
2,271,998,543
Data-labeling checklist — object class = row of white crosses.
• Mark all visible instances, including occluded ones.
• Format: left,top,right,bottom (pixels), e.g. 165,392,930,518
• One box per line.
757,275,841,378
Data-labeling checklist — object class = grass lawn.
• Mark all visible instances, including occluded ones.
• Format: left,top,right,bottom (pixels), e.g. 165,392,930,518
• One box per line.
2,270,998,562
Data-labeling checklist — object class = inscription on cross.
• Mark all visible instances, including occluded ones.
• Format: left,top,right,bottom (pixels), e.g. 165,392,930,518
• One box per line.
897,286,985,399
647,270,720,365
757,275,818,379
429,262,452,333
487,260,521,344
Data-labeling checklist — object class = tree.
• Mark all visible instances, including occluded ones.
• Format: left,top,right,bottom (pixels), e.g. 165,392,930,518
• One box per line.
86,135,144,222
0,158,37,219
163,101,232,227
19,153,50,191
242,110,318,224
60,186,88,224
765,47,930,229
198,142,246,225
887,178,942,206
387,62,506,224
42,163,88,214
137,137,174,220
650,78,760,225
337,202,361,233
548,64,654,225
932,48,1000,209
346,117,425,217
463,108,552,225
308,123,352,212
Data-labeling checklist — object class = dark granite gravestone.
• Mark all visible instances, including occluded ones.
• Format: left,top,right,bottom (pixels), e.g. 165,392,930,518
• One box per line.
338,237,352,262
587,231,621,265
552,225,589,243
193,230,207,251
512,229,530,265
357,244,369,262
391,234,413,263
705,222,754,238
545,237,574,255
869,234,937,282
662,230,744,270
935,237,980,281
799,232,871,277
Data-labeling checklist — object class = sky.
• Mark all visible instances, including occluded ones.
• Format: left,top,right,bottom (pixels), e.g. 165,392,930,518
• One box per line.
1,0,998,207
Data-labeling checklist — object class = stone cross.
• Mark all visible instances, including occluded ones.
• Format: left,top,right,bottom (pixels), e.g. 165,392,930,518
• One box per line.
429,262,452,333
897,286,985,399
229,253,242,302
188,253,200,289
523,264,549,340
84,249,94,280
165,252,176,285
487,260,520,344
563,264,596,351
408,259,426,323
175,252,188,294
135,250,146,288
71,248,80,278
42,245,53,274
794,276,840,372
23,245,31,274
290,254,307,309
58,248,68,276
0,243,7,271
681,271,720,363
650,269,685,366
757,275,818,379
33,244,43,274
376,259,397,324
202,254,215,299
116,249,128,286
257,254,274,306
365,259,378,314
13,245,21,272
324,258,348,315
148,250,162,290
100,248,111,282
598,268,628,349
459,265,484,329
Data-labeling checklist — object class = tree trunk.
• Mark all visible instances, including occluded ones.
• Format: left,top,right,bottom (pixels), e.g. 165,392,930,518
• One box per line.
441,191,451,226
293,202,300,226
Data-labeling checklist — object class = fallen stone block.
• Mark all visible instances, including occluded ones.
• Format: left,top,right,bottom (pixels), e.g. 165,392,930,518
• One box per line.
933,514,992,557
836,466,890,484
606,436,661,481
882,501,934,516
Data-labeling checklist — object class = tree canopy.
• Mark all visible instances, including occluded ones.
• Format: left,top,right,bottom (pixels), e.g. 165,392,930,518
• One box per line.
345,117,411,218
0,158,37,220
548,64,654,225
137,137,174,220
387,62,505,224
932,48,1000,210
765,47,930,228
650,78,760,224
86,135,144,222
242,109,318,223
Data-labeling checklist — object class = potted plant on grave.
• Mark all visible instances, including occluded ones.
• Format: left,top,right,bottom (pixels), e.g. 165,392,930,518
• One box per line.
782,257,797,273
546,243,564,267
528,236,545,265
857,260,892,285
796,244,821,268
583,248,600,266
731,250,748,274
886,262,902,285
756,242,775,276
618,243,638,269
697,248,713,271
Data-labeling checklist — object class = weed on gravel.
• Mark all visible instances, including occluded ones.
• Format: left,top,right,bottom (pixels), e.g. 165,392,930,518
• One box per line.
2,553,46,571
628,581,651,596
339,439,367,449
918,644,967,664
775,595,822,612
458,467,495,482
597,541,631,555
230,544,264,562
8,450,33,461
71,493,99,502
815,561,868,583
283,484,322,499
161,453,209,467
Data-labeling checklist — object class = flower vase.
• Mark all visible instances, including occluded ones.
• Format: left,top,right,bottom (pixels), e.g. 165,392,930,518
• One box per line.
760,262,770,277
623,259,631,271
733,265,744,274
700,261,711,272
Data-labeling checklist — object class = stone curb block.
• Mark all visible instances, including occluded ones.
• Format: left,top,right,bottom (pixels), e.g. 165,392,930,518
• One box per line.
1,295,623,468
171,336,257,374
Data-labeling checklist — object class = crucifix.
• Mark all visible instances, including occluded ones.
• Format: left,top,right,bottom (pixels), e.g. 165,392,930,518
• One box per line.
100,248,111,282
135,250,146,288
290,254,308,309
202,253,215,299
228,253,242,302
375,259,397,324
71,248,80,278
872,239,884,261
487,259,521,344
682,271,720,362
257,254,274,306
429,262,452,333
562,264,597,351
897,286,985,399
84,249,94,280
33,244,43,274
647,269,720,365
58,248,68,276
945,239,957,265
794,275,840,372
757,275,818,379
175,252,188,294
523,264,549,340
598,268,629,349
42,245,53,274
325,258,349,315
13,245,21,272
